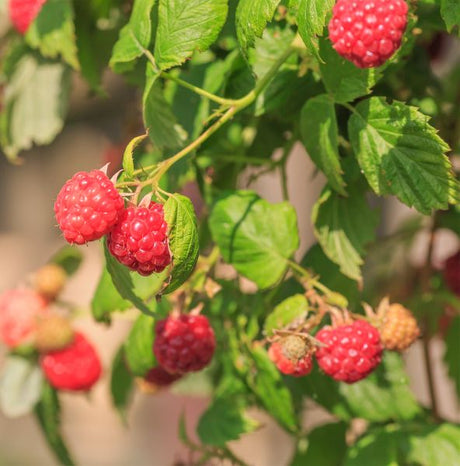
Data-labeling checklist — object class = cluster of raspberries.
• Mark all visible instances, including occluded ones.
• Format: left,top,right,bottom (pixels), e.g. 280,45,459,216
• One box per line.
269,306,420,384
54,170,171,276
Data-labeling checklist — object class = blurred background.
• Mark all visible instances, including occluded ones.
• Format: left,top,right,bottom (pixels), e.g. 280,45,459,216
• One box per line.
0,5,459,466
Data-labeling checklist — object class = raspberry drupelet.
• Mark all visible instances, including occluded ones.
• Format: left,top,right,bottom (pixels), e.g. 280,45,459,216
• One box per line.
328,0,408,68
107,202,171,276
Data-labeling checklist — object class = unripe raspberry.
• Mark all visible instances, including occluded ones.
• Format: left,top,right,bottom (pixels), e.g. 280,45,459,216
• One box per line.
107,202,171,276
34,264,67,300
0,289,48,348
328,0,408,68
35,316,74,353
153,314,215,374
443,251,460,297
268,336,313,377
378,304,420,351
41,332,102,391
54,170,124,245
315,320,383,383
8,0,46,34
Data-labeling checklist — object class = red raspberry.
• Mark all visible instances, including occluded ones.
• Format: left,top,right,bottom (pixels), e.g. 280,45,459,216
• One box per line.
107,202,171,276
41,332,102,391
268,336,313,377
54,170,124,245
443,251,460,297
145,366,182,386
328,0,408,68
8,0,46,34
153,314,215,374
315,320,383,383
0,289,48,348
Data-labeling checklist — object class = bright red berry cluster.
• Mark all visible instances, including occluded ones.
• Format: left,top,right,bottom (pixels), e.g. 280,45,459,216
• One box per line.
153,314,216,375
8,0,46,34
54,170,124,245
328,0,408,68
54,169,172,276
268,340,313,377
444,250,460,297
107,203,171,276
315,320,383,384
41,332,102,391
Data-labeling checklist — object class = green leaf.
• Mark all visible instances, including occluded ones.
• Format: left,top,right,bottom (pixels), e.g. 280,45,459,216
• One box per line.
91,267,131,323
348,97,459,214
162,194,200,294
209,191,299,289
444,315,460,398
0,55,71,161
124,313,156,376
312,183,379,281
300,94,345,194
110,347,135,422
103,241,158,317
122,133,147,177
291,422,347,466
49,246,83,276
197,398,259,446
25,0,79,69
297,0,334,60
235,0,281,52
319,38,382,103
302,244,359,308
441,0,460,36
247,346,298,432
143,69,187,150
34,382,75,466
155,0,229,70
0,356,43,418
438,204,460,237
264,294,309,336
346,423,460,466
338,352,422,422
109,0,156,72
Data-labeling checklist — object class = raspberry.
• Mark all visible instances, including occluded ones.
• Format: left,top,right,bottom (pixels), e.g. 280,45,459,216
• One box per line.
54,170,124,245
443,251,460,297
328,0,408,68
315,320,383,383
34,264,67,300
41,332,102,391
379,303,420,351
153,314,215,374
8,0,46,34
0,289,48,348
35,316,74,353
268,336,313,377
107,202,171,276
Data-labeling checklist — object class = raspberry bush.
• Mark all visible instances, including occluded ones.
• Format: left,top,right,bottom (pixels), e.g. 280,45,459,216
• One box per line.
0,0,459,465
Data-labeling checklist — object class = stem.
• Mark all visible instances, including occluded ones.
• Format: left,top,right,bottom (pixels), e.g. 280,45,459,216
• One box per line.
420,220,440,421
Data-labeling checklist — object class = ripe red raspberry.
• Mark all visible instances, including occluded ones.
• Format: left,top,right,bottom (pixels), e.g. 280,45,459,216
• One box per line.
443,251,460,297
268,336,313,377
41,332,102,391
153,314,215,374
315,320,383,383
8,0,46,34
0,289,48,348
145,366,182,386
54,170,124,245
328,0,408,68
107,202,171,276
379,303,420,351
